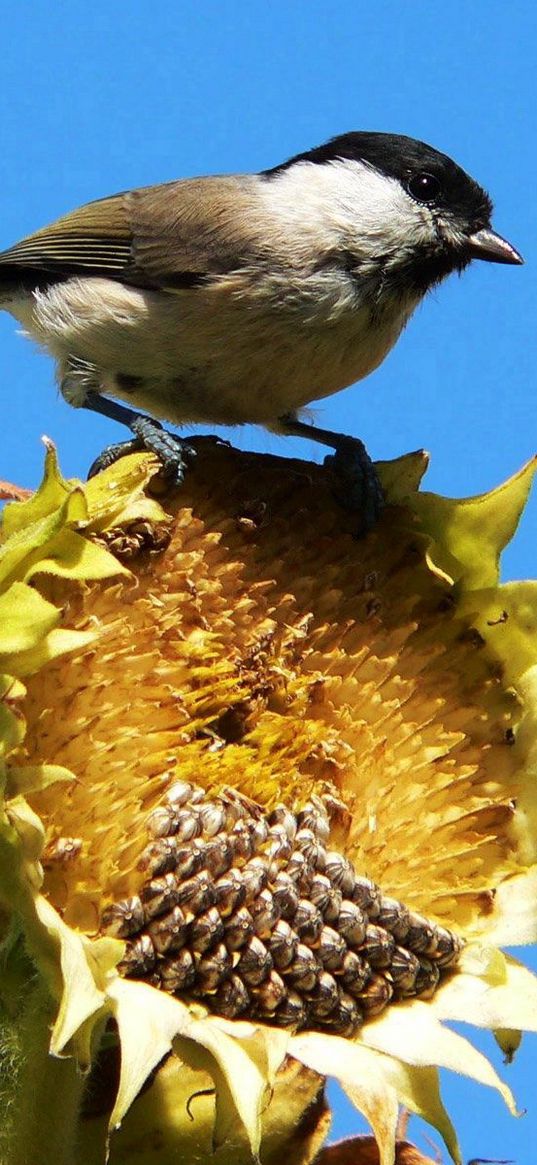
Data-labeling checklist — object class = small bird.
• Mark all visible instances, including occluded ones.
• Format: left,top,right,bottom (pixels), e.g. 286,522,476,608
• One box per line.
0,132,522,525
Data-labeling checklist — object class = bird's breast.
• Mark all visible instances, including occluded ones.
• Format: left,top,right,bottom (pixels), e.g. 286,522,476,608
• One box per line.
10,269,418,425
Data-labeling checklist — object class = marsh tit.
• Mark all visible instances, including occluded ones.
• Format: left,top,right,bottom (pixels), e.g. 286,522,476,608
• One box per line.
0,132,522,524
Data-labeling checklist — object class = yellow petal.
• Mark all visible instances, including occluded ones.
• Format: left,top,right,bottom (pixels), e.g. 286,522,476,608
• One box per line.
176,1014,270,1158
412,457,537,590
382,1064,459,1165
104,1041,327,1165
108,978,196,1128
83,451,165,532
0,582,59,654
291,1032,460,1165
108,977,269,1158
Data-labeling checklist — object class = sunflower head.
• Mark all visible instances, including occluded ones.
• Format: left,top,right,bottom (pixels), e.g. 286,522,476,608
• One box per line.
1,441,537,1165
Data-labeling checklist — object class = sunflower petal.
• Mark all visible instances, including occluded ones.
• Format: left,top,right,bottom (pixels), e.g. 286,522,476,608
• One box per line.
177,1014,269,1157
433,947,537,1032
412,457,537,590
83,451,167,531
34,895,107,1060
359,1000,517,1113
290,1032,399,1165
291,1032,460,1165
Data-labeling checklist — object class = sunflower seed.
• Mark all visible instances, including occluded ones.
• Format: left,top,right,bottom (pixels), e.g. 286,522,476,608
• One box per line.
101,896,144,938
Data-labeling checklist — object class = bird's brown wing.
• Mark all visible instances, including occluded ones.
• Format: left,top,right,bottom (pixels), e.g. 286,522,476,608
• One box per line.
0,175,264,291
0,192,135,283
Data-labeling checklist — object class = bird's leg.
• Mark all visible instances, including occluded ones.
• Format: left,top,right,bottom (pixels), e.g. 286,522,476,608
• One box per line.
278,413,384,533
59,357,196,482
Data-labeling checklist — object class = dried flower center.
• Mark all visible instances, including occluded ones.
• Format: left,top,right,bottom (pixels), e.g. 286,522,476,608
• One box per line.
101,783,463,1035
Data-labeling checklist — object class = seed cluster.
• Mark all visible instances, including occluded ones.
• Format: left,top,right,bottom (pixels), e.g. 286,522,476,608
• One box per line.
101,783,463,1036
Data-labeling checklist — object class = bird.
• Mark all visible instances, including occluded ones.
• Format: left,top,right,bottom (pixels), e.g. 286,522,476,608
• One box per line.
0,131,522,527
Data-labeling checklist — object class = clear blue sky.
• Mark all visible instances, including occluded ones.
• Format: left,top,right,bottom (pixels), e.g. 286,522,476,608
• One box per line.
1,3,536,1160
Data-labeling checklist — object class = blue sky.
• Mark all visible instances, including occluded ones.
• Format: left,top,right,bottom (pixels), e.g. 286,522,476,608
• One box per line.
0,2,536,1160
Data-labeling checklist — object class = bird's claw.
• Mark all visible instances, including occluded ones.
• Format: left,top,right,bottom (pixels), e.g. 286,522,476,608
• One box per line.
88,437,145,477
88,416,196,485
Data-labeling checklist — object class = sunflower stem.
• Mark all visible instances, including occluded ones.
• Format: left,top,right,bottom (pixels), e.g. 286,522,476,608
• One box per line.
5,978,86,1165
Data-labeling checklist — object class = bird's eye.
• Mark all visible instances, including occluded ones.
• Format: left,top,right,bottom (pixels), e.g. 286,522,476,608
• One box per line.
407,172,442,204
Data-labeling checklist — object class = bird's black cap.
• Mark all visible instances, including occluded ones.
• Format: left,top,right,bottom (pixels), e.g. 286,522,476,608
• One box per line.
264,131,493,231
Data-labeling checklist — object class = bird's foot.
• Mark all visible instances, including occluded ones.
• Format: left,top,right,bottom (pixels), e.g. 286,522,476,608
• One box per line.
88,420,196,484
83,392,196,484
277,414,384,535
324,435,384,534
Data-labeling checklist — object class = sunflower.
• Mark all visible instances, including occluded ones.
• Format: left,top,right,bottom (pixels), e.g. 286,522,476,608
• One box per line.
1,439,536,1165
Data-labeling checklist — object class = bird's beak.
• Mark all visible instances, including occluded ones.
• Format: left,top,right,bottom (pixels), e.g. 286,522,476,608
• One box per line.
466,227,524,265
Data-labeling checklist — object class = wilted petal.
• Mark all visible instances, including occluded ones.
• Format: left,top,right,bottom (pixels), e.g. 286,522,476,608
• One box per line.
432,946,537,1031
359,1000,516,1113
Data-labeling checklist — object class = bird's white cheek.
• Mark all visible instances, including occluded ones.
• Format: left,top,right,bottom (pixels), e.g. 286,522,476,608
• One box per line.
345,194,431,257
260,159,435,260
